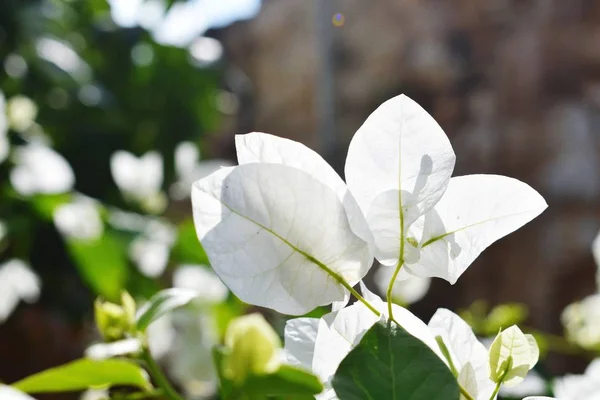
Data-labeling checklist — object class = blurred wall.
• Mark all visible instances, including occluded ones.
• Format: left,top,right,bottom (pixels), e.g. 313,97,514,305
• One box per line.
216,0,600,374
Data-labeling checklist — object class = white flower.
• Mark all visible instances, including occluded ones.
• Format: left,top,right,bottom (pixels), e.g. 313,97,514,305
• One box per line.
110,150,164,210
284,285,443,399
85,337,142,360
0,93,9,164
374,265,430,305
53,196,104,241
553,359,600,400
80,389,109,400
0,259,40,323
129,219,176,278
6,95,37,132
344,95,547,284
10,143,75,196
173,265,228,303
170,141,233,200
562,293,600,350
428,308,497,400
192,94,546,315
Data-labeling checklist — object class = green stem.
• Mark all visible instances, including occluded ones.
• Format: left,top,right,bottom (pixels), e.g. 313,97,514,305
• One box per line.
141,348,184,400
386,260,404,322
489,381,501,400
459,385,475,400
342,281,381,317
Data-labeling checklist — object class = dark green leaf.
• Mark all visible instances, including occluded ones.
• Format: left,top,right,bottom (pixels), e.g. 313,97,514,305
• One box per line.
135,288,198,331
67,232,128,301
12,358,151,393
332,321,459,400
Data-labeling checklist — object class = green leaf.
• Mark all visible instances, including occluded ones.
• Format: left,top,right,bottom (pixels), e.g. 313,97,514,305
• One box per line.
135,288,198,331
213,346,322,400
29,193,72,220
12,358,151,394
66,232,128,301
332,321,459,400
171,219,210,265
245,365,323,398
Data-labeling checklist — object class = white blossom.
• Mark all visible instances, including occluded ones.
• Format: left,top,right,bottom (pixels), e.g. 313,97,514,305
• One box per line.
53,196,104,241
10,143,75,196
0,259,40,323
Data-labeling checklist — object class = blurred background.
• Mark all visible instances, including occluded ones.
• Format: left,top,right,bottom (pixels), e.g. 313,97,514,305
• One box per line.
2,0,600,398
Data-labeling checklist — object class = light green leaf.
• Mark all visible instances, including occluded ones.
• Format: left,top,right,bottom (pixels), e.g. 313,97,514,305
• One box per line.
135,288,198,331
332,321,459,400
66,232,128,301
12,358,150,393
489,325,537,387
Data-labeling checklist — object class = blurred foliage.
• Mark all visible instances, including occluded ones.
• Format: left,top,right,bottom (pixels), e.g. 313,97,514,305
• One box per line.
0,0,224,317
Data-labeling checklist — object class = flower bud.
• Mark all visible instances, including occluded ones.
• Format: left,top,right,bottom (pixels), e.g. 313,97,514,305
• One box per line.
488,325,539,387
94,292,136,342
223,313,281,384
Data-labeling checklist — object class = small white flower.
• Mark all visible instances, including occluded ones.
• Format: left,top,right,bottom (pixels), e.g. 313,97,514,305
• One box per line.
0,259,40,323
374,266,430,305
10,143,75,196
129,218,176,277
80,389,109,400
53,196,104,241
173,265,228,303
562,293,600,350
553,359,600,400
170,141,233,200
110,150,164,209
85,337,142,360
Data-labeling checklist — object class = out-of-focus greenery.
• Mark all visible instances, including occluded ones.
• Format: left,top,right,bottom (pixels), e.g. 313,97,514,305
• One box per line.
0,0,224,316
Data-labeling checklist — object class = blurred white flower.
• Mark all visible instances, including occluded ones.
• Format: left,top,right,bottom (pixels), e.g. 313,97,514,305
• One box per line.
374,266,431,305
85,338,142,360
10,143,75,196
53,196,104,241
129,219,176,277
173,265,228,303
0,259,41,323
146,307,219,399
147,313,177,359
170,141,233,200
110,150,165,211
554,358,600,400
6,95,38,132
0,385,36,400
562,293,600,350
499,370,547,398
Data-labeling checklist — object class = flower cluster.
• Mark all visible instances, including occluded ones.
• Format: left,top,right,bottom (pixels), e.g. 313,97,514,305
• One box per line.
191,94,548,399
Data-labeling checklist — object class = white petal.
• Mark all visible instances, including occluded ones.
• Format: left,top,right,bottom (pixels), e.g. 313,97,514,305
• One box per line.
283,317,319,370
175,141,200,178
110,150,163,200
312,302,380,383
173,265,228,303
11,144,74,195
489,325,536,387
374,266,431,305
236,132,372,243
53,196,104,241
345,94,455,265
406,175,547,283
458,363,478,400
429,308,494,399
192,164,373,315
